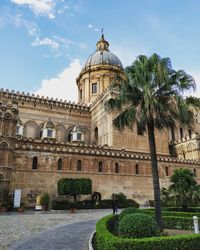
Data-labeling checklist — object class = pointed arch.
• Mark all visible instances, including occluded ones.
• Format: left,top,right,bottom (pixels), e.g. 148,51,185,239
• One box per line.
32,157,38,170
77,160,82,171
57,158,63,170
135,164,139,175
115,162,119,173
98,161,103,172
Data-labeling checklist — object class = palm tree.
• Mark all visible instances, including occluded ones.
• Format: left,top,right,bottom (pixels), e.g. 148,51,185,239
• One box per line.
169,168,199,211
105,54,200,230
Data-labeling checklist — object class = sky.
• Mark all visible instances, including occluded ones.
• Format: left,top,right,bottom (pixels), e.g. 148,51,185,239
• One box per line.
0,0,200,102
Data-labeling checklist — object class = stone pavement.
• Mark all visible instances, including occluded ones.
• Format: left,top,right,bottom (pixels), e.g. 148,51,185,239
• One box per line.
9,220,96,250
0,210,112,250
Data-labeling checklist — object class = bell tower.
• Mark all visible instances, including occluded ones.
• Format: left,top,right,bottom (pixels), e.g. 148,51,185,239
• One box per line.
0,102,18,203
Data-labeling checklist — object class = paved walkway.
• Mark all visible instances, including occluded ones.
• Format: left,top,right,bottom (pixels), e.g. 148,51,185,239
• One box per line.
9,220,96,250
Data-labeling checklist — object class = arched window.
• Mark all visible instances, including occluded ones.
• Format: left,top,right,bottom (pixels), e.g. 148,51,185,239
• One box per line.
80,89,82,100
57,158,62,171
94,127,98,143
193,168,197,177
188,129,192,139
115,162,119,173
180,128,183,140
92,83,97,94
98,161,103,172
135,164,139,175
77,160,81,171
165,166,169,176
32,157,38,170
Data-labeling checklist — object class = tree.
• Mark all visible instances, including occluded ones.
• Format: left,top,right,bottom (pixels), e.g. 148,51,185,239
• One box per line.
105,53,200,230
57,178,92,203
169,168,199,211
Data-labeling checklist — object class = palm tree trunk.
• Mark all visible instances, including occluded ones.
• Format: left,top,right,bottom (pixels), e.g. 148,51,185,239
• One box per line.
147,120,163,230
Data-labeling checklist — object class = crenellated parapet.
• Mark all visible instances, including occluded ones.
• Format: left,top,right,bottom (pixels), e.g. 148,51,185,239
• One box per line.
0,88,90,112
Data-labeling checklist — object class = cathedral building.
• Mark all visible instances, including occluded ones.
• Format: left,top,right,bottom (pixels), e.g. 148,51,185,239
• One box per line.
0,35,200,205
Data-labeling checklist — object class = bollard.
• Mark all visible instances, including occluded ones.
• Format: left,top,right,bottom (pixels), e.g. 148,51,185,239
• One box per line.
193,216,199,234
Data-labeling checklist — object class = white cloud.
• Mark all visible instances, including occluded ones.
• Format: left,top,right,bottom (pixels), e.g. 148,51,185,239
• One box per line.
11,0,55,19
15,13,39,36
34,59,82,102
0,10,39,36
191,72,200,97
31,37,59,50
57,5,69,14
88,24,100,32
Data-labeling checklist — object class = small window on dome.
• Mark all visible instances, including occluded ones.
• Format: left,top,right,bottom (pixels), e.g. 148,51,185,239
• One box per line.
47,129,53,137
92,83,97,94
16,125,20,134
80,89,82,100
77,133,82,141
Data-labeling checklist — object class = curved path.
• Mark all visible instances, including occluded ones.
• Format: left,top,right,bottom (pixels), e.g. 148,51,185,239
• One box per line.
9,220,96,250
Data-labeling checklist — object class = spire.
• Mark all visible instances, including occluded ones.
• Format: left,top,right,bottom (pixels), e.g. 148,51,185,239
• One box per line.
96,29,109,51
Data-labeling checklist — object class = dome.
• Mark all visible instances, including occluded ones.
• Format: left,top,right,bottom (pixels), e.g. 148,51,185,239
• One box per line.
82,35,123,70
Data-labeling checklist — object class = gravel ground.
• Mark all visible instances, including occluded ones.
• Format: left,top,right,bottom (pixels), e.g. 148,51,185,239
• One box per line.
0,210,111,249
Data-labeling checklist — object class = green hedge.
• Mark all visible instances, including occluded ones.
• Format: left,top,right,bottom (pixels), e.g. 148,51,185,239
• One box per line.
137,210,195,230
163,216,194,230
139,209,200,218
163,207,200,212
96,215,200,250
52,199,71,210
51,198,139,210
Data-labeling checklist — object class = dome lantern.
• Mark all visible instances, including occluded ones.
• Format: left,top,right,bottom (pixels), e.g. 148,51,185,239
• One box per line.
96,34,109,51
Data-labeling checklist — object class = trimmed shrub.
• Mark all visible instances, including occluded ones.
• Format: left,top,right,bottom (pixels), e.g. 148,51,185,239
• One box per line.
57,178,92,202
96,215,200,250
119,207,139,220
118,213,159,238
76,199,96,209
139,209,200,219
163,207,200,213
162,211,200,218
107,214,119,235
98,199,113,209
163,216,193,230
51,199,71,210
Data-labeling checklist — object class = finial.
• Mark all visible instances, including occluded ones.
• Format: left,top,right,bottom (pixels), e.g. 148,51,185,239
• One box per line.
101,28,104,40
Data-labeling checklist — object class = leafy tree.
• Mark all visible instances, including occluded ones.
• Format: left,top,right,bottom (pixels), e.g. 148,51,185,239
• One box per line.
58,178,92,203
105,54,200,230
161,187,176,207
112,192,127,203
169,168,199,211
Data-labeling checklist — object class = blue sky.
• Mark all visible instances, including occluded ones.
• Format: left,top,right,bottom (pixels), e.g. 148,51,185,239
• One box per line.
0,0,200,101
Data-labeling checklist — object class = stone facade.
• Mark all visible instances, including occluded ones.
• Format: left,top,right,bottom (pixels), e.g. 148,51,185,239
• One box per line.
0,35,200,205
